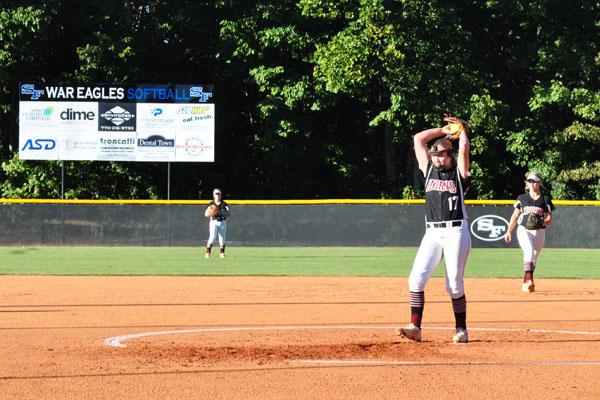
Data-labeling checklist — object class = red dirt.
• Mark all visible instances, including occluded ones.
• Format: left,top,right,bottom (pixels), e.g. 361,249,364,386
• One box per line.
1,276,600,399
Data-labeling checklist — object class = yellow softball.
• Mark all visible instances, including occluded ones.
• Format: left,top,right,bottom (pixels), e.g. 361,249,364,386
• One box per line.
446,122,462,134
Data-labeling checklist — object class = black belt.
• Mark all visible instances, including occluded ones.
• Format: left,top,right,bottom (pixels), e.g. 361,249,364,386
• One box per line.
426,220,462,228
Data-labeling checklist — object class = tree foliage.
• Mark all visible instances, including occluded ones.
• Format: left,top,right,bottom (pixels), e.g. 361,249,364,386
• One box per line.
0,0,598,199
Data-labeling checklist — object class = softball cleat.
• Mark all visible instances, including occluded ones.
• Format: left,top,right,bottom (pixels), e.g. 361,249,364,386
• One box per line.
397,323,422,342
219,253,226,258
452,328,469,343
204,252,210,259
522,280,535,292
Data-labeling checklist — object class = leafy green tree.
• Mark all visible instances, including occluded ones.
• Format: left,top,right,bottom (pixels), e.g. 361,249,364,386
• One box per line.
504,1,600,199
1,0,599,200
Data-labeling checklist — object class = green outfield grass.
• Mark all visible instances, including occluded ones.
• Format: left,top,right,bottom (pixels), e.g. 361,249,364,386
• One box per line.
0,247,599,279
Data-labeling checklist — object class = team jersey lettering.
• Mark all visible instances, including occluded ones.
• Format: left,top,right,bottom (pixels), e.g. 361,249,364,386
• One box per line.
425,179,457,194
522,206,544,215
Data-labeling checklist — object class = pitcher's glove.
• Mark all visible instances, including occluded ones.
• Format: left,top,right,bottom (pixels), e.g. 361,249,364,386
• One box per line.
206,205,219,218
442,114,469,141
524,213,544,230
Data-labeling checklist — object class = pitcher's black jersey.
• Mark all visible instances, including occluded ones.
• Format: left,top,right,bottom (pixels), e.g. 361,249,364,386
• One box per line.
423,162,467,222
514,193,555,228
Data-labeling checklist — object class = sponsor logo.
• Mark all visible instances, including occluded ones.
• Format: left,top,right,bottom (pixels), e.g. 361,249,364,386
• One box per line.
101,106,134,125
21,106,54,121
60,108,95,121
21,84,44,100
177,105,213,123
62,137,97,153
176,105,210,115
21,138,56,150
99,137,136,146
189,86,213,102
137,106,174,129
470,215,509,241
98,103,136,131
138,135,175,147
177,137,212,156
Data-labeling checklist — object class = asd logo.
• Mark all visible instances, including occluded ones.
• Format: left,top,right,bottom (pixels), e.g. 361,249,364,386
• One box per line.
22,138,56,150
60,108,95,120
151,108,163,116
21,84,45,100
470,215,509,241
189,86,213,102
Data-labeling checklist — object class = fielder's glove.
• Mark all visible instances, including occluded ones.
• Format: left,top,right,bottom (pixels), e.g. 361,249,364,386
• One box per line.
524,213,544,230
207,205,219,218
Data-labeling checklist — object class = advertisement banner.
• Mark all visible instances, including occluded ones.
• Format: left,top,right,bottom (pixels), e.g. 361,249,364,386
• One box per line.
18,83,214,162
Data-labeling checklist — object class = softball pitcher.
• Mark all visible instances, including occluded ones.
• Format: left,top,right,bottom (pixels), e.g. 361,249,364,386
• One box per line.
204,188,231,258
503,172,555,292
398,116,471,343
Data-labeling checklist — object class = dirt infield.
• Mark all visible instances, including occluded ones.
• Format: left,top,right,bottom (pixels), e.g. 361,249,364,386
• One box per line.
1,275,600,399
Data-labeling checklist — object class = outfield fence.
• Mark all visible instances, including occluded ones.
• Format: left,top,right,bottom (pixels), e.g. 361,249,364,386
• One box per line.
0,199,598,248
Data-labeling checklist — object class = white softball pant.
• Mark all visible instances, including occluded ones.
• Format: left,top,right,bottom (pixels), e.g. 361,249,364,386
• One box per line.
207,219,227,247
408,223,471,298
516,225,545,264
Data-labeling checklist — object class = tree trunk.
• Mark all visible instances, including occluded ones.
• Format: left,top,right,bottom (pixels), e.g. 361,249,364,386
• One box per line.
384,121,398,192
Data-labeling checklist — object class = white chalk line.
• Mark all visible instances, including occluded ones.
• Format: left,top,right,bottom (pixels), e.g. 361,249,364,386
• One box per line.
298,359,600,367
104,324,600,348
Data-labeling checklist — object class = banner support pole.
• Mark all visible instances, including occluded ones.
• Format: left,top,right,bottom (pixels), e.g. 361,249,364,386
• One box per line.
61,161,65,199
167,162,171,200
166,162,172,246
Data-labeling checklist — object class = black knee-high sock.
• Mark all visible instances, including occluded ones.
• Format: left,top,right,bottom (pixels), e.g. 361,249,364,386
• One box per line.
451,295,467,329
409,291,425,328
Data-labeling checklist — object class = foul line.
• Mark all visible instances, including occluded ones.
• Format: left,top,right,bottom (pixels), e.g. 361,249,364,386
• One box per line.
104,324,600,348
298,359,600,367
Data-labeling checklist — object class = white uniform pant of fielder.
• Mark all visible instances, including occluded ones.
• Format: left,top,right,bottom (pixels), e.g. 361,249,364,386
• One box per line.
516,225,545,264
409,223,471,298
207,219,227,248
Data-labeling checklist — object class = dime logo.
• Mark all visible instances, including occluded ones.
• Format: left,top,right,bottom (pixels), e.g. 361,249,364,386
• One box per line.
60,108,95,121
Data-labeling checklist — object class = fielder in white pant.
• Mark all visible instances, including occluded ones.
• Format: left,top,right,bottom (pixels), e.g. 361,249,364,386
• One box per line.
204,188,231,259
398,115,472,344
504,172,555,292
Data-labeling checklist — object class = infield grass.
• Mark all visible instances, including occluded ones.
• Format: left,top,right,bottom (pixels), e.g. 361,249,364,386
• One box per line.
0,247,599,279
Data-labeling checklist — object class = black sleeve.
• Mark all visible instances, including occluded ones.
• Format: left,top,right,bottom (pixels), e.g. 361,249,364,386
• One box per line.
544,195,556,212
514,194,524,210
